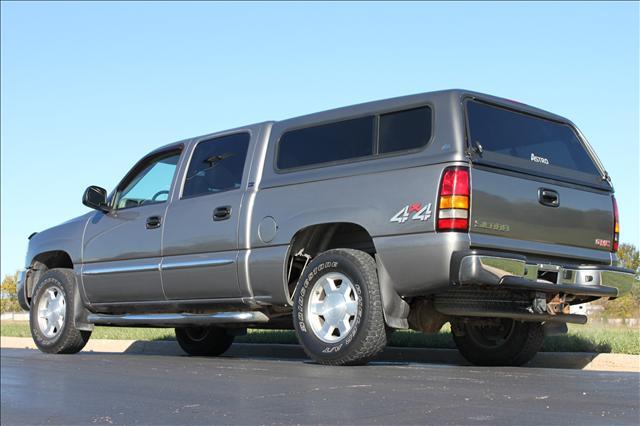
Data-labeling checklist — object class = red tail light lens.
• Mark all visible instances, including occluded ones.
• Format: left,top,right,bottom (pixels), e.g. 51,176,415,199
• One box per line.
440,168,470,196
437,167,470,232
612,196,619,252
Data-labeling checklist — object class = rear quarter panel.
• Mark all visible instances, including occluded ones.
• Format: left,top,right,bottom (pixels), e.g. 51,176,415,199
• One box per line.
249,162,471,302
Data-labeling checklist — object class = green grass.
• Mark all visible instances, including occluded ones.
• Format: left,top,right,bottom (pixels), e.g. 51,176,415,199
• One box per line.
0,321,176,341
543,324,640,354
2,320,638,354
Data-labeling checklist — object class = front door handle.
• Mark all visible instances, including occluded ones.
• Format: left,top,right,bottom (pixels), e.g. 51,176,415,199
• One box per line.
146,216,162,229
213,206,232,221
538,188,559,207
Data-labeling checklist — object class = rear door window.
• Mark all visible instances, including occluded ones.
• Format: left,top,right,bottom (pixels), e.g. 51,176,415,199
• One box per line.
182,133,250,198
277,116,375,170
466,100,604,186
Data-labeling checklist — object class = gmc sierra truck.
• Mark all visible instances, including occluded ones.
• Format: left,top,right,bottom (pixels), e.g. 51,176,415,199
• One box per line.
18,89,634,366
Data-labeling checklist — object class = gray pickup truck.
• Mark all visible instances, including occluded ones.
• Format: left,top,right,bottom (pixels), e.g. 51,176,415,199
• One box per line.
18,89,634,366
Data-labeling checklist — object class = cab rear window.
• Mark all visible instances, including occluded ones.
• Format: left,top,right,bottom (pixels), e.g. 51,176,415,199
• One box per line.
466,100,600,177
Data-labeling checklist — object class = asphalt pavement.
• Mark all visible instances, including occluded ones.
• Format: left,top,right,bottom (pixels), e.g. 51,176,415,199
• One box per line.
2,348,639,425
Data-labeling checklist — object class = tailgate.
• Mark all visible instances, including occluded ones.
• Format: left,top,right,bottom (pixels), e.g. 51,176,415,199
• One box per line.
471,170,614,251
465,99,615,254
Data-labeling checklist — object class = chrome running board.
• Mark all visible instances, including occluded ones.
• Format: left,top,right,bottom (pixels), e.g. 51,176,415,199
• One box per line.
87,311,270,327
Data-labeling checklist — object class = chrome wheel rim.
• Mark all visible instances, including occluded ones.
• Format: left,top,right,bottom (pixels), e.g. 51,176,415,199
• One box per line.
36,286,66,338
307,272,359,343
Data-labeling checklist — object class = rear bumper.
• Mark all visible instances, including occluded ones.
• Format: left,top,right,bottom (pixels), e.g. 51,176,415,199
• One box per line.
452,250,634,298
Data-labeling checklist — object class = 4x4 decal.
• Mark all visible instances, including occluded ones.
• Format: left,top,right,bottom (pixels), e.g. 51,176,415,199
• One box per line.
390,202,432,223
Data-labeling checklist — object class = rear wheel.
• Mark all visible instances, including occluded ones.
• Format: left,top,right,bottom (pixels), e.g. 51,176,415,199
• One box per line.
293,248,387,366
175,326,235,356
451,318,544,366
29,269,92,354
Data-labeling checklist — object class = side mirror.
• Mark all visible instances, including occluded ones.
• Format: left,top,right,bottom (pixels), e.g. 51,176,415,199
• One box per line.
82,186,110,212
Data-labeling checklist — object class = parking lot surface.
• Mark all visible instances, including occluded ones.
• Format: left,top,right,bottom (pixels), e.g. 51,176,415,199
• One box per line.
2,348,639,425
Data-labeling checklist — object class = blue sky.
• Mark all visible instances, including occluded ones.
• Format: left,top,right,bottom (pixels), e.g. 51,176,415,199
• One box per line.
1,1,638,277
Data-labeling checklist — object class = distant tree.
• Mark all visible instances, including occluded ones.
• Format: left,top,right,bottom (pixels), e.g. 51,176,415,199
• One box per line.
617,243,640,273
597,243,640,319
1,273,21,313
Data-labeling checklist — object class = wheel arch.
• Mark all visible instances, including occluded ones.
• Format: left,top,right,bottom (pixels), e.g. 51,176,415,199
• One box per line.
285,222,375,294
26,250,74,300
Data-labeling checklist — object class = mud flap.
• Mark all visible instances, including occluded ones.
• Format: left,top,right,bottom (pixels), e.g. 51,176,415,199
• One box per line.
375,255,410,329
73,279,94,332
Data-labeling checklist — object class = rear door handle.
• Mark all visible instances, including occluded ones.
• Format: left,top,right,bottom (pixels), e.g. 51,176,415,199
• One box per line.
213,206,232,221
538,188,559,207
146,216,162,229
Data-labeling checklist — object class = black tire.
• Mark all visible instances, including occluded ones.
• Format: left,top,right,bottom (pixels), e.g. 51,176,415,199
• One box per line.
29,268,92,354
292,248,387,366
175,326,235,356
452,318,544,366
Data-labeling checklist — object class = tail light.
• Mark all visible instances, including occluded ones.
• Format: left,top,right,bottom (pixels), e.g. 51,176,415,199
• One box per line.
437,167,470,232
612,196,619,252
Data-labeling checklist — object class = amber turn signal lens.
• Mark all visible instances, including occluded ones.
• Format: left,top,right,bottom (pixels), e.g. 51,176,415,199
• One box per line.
439,195,469,210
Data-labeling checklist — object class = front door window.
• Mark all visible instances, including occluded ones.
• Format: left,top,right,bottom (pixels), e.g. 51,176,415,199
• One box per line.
115,153,181,209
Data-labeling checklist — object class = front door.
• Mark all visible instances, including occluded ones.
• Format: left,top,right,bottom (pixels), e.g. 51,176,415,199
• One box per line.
82,149,182,303
161,132,250,300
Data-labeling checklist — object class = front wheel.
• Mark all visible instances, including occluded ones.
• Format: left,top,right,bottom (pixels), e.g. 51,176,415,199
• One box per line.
175,326,235,356
293,248,387,366
29,269,92,354
451,318,544,366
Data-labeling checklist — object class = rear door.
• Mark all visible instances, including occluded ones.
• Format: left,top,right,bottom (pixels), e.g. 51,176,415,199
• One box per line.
160,132,251,300
465,99,614,255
